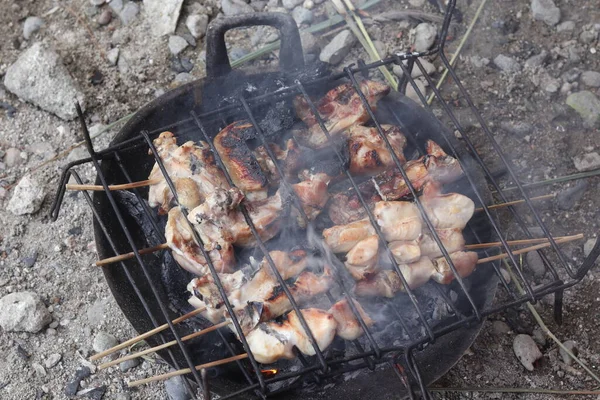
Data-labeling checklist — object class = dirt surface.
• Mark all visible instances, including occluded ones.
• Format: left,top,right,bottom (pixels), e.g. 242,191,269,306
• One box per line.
0,0,599,399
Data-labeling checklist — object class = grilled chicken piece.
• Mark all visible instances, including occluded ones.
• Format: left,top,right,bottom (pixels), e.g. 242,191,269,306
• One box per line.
421,185,475,230
245,308,338,364
418,229,465,258
431,251,478,284
293,80,391,149
166,207,236,275
329,298,375,341
345,235,380,280
354,257,436,298
328,140,461,225
188,250,309,308
373,201,422,242
214,121,268,201
388,240,422,264
323,219,376,253
346,125,407,176
148,132,230,213
254,138,305,185
292,172,331,224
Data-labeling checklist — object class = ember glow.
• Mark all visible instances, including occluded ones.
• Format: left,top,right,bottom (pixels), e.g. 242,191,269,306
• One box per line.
261,369,278,377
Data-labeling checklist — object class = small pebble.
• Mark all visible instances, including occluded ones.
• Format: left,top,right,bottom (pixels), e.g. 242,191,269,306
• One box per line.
532,326,546,347
494,54,521,73
32,362,46,376
168,35,189,56
572,151,600,171
23,17,44,40
292,6,313,25
303,0,314,9
499,121,533,136
583,238,598,257
119,357,140,372
526,251,546,278
412,23,437,52
97,9,112,25
45,353,62,369
555,180,588,210
107,48,119,66
164,375,191,400
556,20,575,32
65,366,92,396
92,331,118,353
185,14,208,39
531,0,561,26
581,71,600,88
282,0,303,10
559,340,578,366
513,334,543,371
77,386,107,400
492,320,510,335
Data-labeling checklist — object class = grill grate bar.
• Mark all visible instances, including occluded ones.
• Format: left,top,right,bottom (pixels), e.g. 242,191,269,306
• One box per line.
141,130,268,393
344,68,483,321
73,108,207,396
294,81,437,341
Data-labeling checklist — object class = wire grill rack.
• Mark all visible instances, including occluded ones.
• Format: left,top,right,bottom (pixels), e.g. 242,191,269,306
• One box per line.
50,0,600,398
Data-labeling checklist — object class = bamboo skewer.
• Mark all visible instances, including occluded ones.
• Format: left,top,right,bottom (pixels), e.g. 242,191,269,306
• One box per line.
476,234,583,264
89,307,206,361
128,353,249,387
99,321,231,370
95,236,572,267
464,235,576,250
94,243,169,267
475,193,555,213
66,178,161,191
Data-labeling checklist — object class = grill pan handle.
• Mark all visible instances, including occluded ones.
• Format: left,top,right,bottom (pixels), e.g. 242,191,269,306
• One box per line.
205,12,304,79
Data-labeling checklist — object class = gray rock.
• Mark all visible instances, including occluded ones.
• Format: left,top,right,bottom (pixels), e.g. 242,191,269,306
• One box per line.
406,79,427,103
573,152,600,172
556,20,575,32
143,0,184,36
543,75,561,93
492,320,510,335
524,50,548,69
4,148,23,167
563,68,581,83
65,366,91,396
559,340,578,365
468,55,490,68
45,353,62,369
91,0,106,5
0,292,52,333
32,362,47,377
109,0,124,12
186,14,208,39
579,30,598,44
119,357,140,372
373,40,387,58
173,72,194,85
8,175,46,215
319,30,356,65
584,238,597,257
299,31,320,54
282,0,303,9
77,386,107,400
168,35,189,55
556,180,588,210
165,375,191,400
221,0,254,15
413,23,437,52
531,0,561,26
500,121,533,136
107,48,119,66
513,334,543,371
581,71,600,88
532,327,546,347
114,393,131,400
566,91,600,128
93,331,118,353
118,2,140,25
494,54,521,73
97,9,112,25
526,251,546,278
409,0,425,6
3,43,86,120
292,6,312,25
23,17,44,40
250,1,267,11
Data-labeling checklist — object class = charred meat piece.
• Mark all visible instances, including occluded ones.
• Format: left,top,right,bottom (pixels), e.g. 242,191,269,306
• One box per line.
328,298,375,341
165,207,236,275
291,172,331,224
293,80,391,149
346,125,407,176
245,308,338,364
344,235,380,281
328,140,462,225
253,138,306,185
214,121,268,201
148,132,230,213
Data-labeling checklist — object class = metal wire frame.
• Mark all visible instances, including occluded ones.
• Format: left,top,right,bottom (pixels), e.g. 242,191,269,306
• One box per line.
48,1,600,398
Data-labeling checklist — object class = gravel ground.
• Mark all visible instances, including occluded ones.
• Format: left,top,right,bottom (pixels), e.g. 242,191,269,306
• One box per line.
0,0,599,399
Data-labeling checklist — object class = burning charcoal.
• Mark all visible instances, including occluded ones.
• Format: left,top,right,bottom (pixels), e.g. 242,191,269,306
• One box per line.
513,334,543,371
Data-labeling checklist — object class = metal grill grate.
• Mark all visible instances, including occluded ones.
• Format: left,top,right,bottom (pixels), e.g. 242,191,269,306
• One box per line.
50,0,600,398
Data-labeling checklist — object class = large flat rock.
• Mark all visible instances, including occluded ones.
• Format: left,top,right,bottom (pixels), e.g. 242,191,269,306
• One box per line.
3,43,85,120
143,0,184,37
